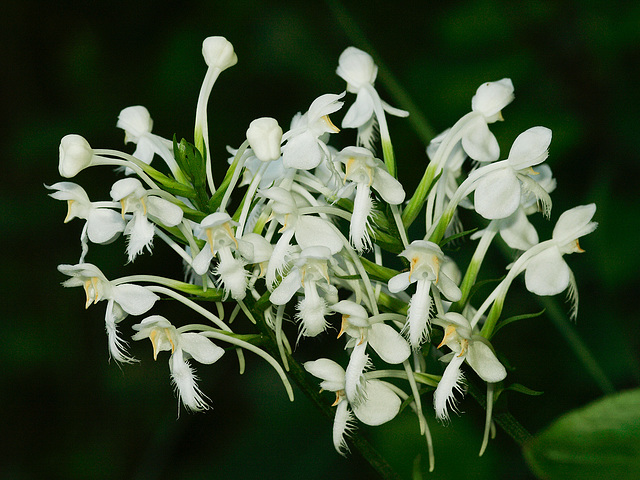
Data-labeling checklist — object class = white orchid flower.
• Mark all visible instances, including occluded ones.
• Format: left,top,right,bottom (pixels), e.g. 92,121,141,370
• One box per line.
58,263,159,363
432,313,506,422
116,106,182,179
132,315,225,412
336,146,405,252
462,78,515,162
304,352,401,454
473,126,553,220
192,212,247,300
388,241,462,348
524,203,597,299
281,92,344,170
47,182,125,261
333,300,410,364
110,178,184,262
261,186,343,287
270,246,338,337
336,47,408,149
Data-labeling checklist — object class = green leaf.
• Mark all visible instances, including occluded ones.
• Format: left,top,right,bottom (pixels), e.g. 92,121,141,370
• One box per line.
491,309,546,337
523,389,640,480
439,227,477,248
173,136,210,210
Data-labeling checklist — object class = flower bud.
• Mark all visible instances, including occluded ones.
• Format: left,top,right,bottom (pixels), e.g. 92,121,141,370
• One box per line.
58,134,94,178
202,36,237,71
471,78,515,123
246,117,283,162
117,106,153,144
336,47,378,92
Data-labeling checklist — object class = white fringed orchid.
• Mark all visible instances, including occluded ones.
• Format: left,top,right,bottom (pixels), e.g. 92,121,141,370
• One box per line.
58,263,159,363
281,92,344,170
336,47,408,149
473,126,553,220
261,186,343,287
336,146,405,252
192,212,247,300
462,78,515,162
524,203,597,300
110,178,184,262
132,315,225,412
432,313,506,422
388,241,462,348
333,300,410,364
304,353,401,454
270,246,338,337
47,182,125,262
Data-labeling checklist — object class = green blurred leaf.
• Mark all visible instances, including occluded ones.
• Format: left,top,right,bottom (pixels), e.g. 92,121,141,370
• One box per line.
523,389,640,480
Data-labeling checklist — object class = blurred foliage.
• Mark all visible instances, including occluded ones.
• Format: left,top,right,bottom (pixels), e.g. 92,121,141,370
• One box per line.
2,0,639,479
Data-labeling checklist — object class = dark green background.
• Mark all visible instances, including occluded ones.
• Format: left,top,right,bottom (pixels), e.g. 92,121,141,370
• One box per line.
3,0,639,478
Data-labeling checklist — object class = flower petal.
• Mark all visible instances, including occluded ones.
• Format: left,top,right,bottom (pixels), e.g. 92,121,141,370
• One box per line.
525,246,571,296
368,323,411,364
461,117,500,162
112,284,159,315
474,168,521,220
466,339,507,383
180,333,225,364
353,379,401,426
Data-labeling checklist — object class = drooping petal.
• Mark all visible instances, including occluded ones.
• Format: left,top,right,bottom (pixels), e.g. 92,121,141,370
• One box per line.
86,209,125,244
342,89,375,129
524,246,571,296
111,284,159,316
352,380,401,426
498,207,539,251
466,339,507,383
461,117,500,162
269,268,302,305
180,333,225,364
192,246,214,275
371,167,405,205
368,323,411,364
474,168,521,220
388,271,412,293
436,272,462,302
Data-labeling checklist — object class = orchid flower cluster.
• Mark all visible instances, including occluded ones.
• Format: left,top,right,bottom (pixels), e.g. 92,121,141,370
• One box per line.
51,36,597,470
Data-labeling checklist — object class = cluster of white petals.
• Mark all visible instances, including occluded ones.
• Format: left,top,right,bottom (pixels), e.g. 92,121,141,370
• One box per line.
51,34,597,469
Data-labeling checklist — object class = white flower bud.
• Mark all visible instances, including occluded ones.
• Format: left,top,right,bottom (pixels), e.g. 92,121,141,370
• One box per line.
202,36,237,71
336,46,378,92
58,134,94,178
117,106,153,144
471,78,515,123
246,117,283,162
